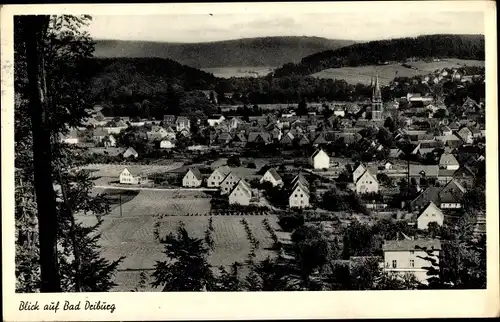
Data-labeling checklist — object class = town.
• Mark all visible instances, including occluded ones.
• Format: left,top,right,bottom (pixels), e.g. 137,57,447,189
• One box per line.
61,67,486,290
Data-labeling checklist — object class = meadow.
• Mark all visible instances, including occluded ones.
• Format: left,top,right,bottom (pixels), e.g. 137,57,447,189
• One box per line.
312,59,485,85
76,188,286,291
201,66,275,78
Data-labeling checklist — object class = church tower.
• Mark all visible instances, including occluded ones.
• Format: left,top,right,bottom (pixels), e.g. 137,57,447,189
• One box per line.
371,75,383,121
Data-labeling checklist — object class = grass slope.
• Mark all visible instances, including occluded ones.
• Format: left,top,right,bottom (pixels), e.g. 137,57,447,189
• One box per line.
313,58,485,85
94,36,356,68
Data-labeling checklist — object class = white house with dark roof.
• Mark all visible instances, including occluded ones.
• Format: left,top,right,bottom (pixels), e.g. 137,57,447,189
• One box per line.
175,116,190,132
182,168,203,187
220,172,241,195
352,163,367,183
229,179,252,206
355,169,379,194
119,167,146,185
383,239,441,284
260,168,283,187
289,181,309,208
439,153,460,170
310,148,330,170
207,115,225,127
207,166,231,188
417,202,444,230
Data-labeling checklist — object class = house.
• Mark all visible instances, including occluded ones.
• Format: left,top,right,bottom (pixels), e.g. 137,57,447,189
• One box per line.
439,125,453,136
452,166,476,190
297,134,310,146
92,128,108,143
207,166,231,188
123,147,139,159
383,161,394,170
163,115,176,125
164,126,177,140
417,202,444,230
247,132,271,144
312,132,329,146
438,169,456,186
389,148,404,159
60,129,80,145
270,127,282,141
439,153,460,170
280,131,295,146
260,168,283,187
119,167,146,185
410,186,441,211
220,172,241,195
352,163,367,183
159,139,176,149
333,106,345,117
439,180,466,209
217,132,233,145
233,133,248,147
229,117,242,130
229,179,252,206
355,169,379,194
207,115,226,127
456,127,473,144
182,168,203,187
289,181,309,209
383,239,441,284
310,148,330,170
409,165,439,185
103,135,116,147
175,116,190,132
147,126,168,141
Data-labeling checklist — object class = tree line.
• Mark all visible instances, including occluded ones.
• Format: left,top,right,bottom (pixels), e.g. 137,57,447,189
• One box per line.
272,34,485,77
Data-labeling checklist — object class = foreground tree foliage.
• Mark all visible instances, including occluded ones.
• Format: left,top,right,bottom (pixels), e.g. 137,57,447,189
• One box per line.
15,15,123,292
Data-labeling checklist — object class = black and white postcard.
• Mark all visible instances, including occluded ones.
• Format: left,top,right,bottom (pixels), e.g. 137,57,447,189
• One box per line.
1,1,498,321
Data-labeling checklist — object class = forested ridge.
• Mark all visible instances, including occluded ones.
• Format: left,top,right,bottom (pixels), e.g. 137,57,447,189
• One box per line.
273,34,485,77
94,36,356,68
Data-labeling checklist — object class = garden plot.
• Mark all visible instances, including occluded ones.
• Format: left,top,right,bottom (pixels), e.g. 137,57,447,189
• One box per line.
107,190,212,217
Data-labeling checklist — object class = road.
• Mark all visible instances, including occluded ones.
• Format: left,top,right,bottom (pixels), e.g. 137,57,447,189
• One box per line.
94,185,219,192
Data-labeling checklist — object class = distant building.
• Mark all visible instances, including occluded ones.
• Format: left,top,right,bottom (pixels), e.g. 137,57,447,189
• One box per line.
220,172,241,195
417,202,444,230
175,116,190,132
371,75,384,121
207,166,231,188
119,167,146,185
439,153,460,170
207,115,225,127
383,239,441,284
352,163,367,183
260,168,283,187
123,147,139,159
310,148,330,170
104,135,116,147
229,179,252,206
183,168,203,187
159,139,176,149
456,127,473,144
289,181,309,208
355,169,379,194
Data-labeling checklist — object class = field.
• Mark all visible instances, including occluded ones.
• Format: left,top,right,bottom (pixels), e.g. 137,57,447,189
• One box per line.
312,59,485,85
200,66,275,78
76,188,286,291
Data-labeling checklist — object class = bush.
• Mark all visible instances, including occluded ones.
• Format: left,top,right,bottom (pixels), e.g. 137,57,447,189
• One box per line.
247,162,256,169
227,155,241,167
278,214,305,232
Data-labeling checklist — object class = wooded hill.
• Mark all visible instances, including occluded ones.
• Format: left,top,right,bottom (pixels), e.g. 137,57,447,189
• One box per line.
94,36,356,68
272,34,485,77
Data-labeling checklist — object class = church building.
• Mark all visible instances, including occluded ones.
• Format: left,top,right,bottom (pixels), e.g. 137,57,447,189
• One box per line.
371,75,384,121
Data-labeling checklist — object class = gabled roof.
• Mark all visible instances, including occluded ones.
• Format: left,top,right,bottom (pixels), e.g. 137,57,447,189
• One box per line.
186,168,203,181
291,181,310,196
213,165,231,176
265,168,283,182
311,148,328,159
248,132,271,143
221,171,241,184
123,166,143,176
439,153,459,166
356,169,378,184
230,179,252,197
418,201,443,219
382,239,441,251
124,147,138,155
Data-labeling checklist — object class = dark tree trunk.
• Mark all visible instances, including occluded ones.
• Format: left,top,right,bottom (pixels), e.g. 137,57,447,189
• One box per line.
22,15,61,292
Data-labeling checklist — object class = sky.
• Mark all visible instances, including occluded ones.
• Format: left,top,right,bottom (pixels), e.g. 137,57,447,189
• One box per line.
88,11,484,43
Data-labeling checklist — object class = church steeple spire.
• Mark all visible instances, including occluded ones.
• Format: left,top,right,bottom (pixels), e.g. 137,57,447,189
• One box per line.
371,75,383,121
373,75,381,100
